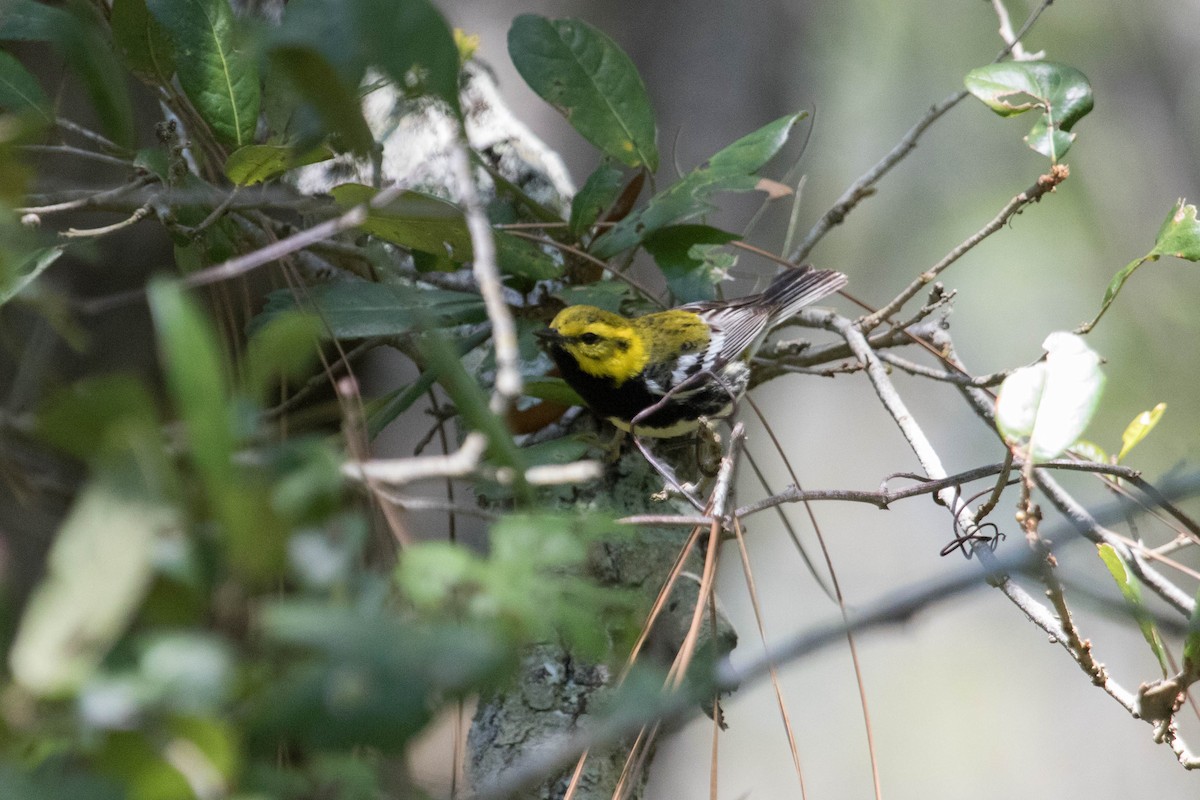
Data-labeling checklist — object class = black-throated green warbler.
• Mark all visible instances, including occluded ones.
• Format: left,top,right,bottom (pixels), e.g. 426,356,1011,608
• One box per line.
535,266,847,437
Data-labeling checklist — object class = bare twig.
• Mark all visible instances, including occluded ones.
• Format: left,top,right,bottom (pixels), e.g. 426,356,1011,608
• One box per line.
789,90,967,263
859,164,1069,331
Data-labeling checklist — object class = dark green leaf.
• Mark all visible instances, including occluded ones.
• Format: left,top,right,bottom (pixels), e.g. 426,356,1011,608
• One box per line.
147,0,260,147
495,234,562,286
553,280,631,313
332,183,559,283
253,281,487,339
0,763,123,800
509,15,657,169
0,244,62,306
569,162,625,238
964,61,1093,161
642,224,739,303
224,143,334,185
0,49,50,121
1,1,135,146
355,0,461,115
266,44,375,156
591,113,803,258
518,436,591,467
111,0,176,85
253,603,510,749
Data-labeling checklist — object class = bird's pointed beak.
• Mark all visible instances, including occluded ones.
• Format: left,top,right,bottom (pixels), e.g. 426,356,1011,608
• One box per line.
534,327,561,345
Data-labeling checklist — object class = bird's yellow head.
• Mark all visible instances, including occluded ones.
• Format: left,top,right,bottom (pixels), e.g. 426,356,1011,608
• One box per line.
539,306,648,385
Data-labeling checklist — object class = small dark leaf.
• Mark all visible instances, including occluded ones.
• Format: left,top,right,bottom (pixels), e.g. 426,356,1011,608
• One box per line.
569,162,625,239
509,15,657,169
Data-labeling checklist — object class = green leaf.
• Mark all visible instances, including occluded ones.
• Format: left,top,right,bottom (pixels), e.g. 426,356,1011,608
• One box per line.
9,473,176,696
111,0,176,85
331,183,560,283
523,376,584,407
253,281,487,340
149,279,284,579
569,162,625,238
642,224,739,303
0,49,50,121
495,234,562,286
417,330,531,503
224,143,334,185
590,113,803,258
253,603,510,749
1097,544,1169,676
364,327,491,439
552,280,631,313
509,15,657,169
241,310,323,405
355,0,461,116
1084,200,1200,331
995,332,1105,461
1067,439,1108,464
332,183,473,260
147,0,260,147
964,61,1093,161
0,244,63,306
1150,199,1200,261
1117,402,1166,462
266,44,375,156
2,1,135,147
37,375,162,464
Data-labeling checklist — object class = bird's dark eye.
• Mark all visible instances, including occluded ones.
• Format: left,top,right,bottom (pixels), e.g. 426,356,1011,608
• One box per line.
579,332,601,345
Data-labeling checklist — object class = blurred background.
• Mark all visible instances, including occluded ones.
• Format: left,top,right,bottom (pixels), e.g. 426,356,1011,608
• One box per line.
6,0,1200,797
434,1,1200,797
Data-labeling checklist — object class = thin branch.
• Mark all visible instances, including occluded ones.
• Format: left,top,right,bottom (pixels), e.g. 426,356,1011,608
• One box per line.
60,203,153,238
860,164,1069,331
16,175,156,215
19,143,135,170
789,90,967,263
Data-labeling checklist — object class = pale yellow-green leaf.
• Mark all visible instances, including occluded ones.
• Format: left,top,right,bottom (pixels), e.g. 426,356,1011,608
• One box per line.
1118,402,1166,462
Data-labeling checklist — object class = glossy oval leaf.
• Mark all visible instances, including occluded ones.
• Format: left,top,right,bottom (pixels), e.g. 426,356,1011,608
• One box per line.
964,61,1093,161
591,112,801,258
147,0,260,147
996,332,1105,461
509,15,657,170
